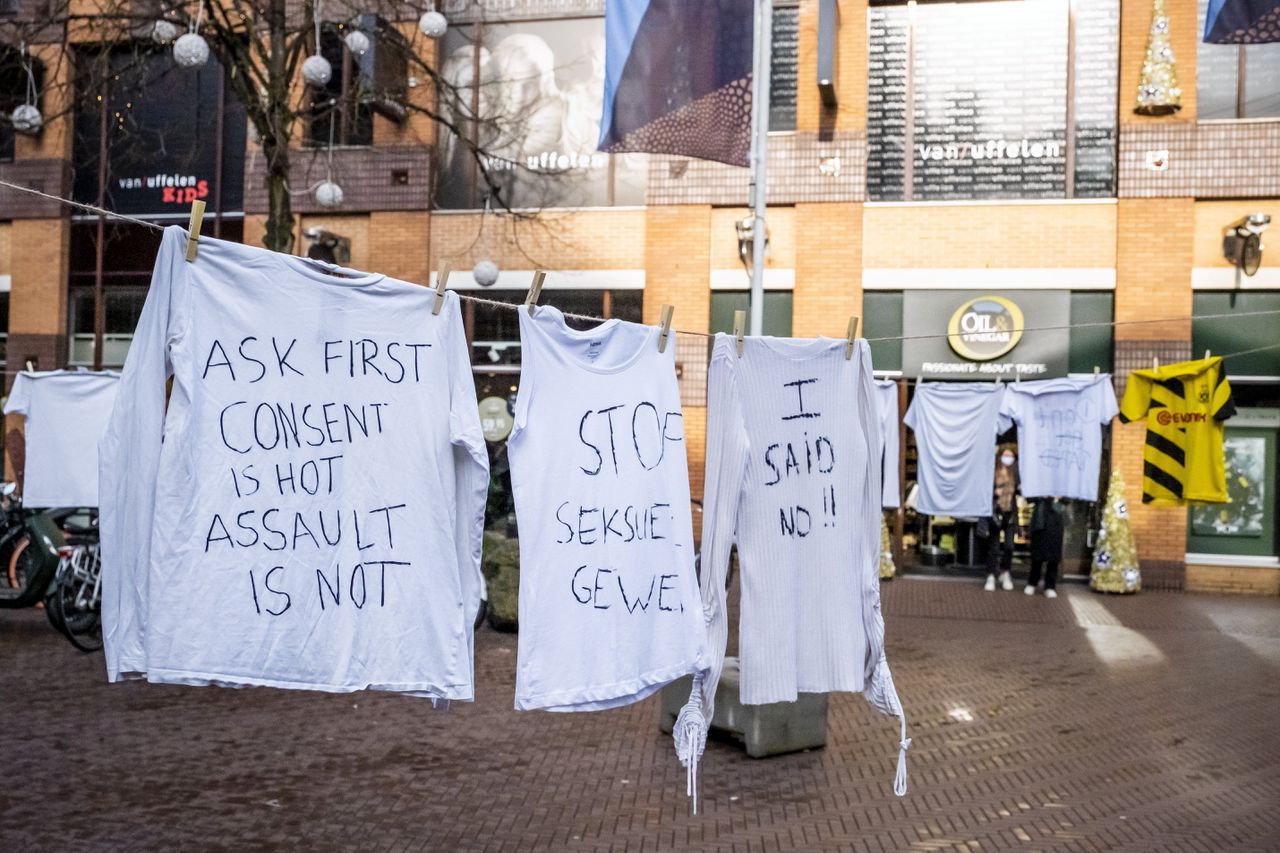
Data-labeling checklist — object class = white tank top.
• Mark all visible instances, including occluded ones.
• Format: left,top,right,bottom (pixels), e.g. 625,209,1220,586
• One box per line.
509,306,708,711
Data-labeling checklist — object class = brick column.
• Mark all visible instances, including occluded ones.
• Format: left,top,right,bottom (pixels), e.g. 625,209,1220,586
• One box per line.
1113,198,1195,589
370,212,431,286
645,205,711,503
6,218,71,375
5,218,71,481
796,0,869,134
792,202,862,338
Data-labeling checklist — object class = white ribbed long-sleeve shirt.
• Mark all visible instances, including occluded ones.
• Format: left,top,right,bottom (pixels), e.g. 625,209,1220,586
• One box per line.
696,335,908,792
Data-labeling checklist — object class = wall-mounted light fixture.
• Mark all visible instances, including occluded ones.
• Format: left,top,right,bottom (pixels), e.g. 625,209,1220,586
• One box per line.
1223,213,1270,277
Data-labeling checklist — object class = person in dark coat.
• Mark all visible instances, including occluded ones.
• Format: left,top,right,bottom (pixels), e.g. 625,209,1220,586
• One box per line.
1026,497,1066,598
983,445,1020,591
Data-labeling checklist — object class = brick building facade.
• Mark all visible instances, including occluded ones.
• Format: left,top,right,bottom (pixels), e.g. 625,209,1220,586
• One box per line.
1,0,1278,592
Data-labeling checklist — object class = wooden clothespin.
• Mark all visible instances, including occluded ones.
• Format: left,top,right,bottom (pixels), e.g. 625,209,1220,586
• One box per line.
845,316,860,360
1204,349,1211,360
185,200,206,263
24,360,34,373
1153,356,1159,371
432,262,451,316
733,309,746,357
657,304,674,353
526,270,545,315
1093,365,1100,376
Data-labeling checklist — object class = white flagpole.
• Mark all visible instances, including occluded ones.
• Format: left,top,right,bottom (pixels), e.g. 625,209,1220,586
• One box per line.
748,0,773,337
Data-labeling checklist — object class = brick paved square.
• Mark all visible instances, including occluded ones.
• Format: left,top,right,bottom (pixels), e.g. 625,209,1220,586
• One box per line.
2,579,1278,852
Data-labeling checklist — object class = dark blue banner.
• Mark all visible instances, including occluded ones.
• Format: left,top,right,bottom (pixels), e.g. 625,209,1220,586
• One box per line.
1204,0,1280,43
598,0,754,167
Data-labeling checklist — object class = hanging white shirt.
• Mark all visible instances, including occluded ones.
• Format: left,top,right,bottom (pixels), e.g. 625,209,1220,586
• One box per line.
874,379,901,509
99,226,489,696
904,383,1010,517
697,335,908,796
999,374,1119,501
508,306,708,712
4,369,120,508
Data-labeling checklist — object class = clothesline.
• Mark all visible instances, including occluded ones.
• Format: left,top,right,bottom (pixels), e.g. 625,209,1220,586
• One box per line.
4,179,1280,356
6,337,1280,380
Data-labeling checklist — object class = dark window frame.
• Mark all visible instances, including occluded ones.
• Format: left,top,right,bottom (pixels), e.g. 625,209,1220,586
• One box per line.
306,22,375,148
866,0,1118,202
770,2,800,132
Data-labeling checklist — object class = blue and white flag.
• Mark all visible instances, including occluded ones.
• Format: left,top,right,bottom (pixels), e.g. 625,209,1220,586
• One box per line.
1204,0,1280,42
597,0,755,167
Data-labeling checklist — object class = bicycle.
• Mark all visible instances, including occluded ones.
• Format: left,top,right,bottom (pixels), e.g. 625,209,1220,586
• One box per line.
45,513,102,653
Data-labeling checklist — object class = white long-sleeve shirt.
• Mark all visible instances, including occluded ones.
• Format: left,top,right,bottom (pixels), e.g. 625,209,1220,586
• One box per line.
4,369,120,508
904,382,1010,517
99,226,489,696
697,334,908,794
508,306,708,712
999,374,1119,501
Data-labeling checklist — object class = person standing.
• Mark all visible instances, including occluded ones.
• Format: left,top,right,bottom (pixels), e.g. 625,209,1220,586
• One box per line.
983,446,1020,591
1026,497,1066,598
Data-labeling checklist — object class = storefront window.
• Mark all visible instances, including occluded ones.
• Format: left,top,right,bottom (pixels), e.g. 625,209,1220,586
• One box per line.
867,0,1118,201
435,10,799,210
67,220,244,367
708,291,793,337
433,17,646,210
71,48,246,216
862,290,1113,375
0,45,40,163
1197,0,1280,120
306,23,376,148
69,289,149,367
1193,292,1280,379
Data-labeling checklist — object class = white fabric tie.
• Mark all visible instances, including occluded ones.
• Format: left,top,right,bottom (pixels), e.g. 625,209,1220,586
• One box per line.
894,713,910,797
673,672,708,815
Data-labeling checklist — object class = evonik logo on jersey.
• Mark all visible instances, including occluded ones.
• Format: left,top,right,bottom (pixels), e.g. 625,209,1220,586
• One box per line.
1155,410,1206,426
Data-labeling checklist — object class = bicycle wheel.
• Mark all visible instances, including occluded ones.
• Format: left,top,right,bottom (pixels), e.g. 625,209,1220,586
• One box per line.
50,563,102,653
44,559,69,634
8,537,31,589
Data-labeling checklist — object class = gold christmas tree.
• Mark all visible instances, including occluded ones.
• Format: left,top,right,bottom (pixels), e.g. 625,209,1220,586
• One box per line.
1135,0,1182,115
1090,469,1141,594
880,514,895,580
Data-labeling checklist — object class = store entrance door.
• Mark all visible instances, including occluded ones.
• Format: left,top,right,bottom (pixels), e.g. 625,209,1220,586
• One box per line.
1186,410,1279,560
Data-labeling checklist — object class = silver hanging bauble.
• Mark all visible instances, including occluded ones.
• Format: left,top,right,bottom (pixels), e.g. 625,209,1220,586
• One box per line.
302,55,333,87
473,260,499,287
418,10,448,38
173,33,210,68
344,29,370,56
315,180,344,208
151,19,180,44
11,104,43,135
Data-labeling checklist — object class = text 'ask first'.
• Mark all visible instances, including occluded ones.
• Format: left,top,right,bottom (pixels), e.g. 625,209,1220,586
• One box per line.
202,337,435,385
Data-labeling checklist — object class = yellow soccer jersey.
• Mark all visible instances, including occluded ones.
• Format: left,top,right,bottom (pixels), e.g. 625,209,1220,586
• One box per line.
1119,356,1236,505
